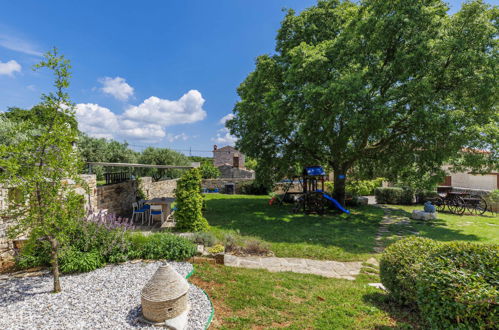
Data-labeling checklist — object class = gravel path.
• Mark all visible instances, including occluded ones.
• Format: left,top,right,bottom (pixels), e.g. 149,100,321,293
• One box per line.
0,261,212,330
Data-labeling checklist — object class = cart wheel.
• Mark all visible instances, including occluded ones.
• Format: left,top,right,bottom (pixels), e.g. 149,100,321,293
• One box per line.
471,195,488,216
448,196,465,215
434,197,446,213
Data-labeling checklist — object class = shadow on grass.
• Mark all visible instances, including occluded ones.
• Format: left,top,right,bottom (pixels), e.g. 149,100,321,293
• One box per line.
204,195,384,255
387,207,483,243
363,292,423,329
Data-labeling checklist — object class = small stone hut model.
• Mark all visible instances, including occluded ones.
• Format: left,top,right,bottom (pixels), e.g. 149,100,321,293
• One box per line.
141,264,190,324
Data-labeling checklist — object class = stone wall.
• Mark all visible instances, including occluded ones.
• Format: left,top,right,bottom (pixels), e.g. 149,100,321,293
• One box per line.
213,146,245,168
201,178,254,194
139,177,177,199
218,165,255,179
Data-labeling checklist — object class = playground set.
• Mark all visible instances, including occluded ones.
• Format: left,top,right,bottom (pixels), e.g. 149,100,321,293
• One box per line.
273,166,350,215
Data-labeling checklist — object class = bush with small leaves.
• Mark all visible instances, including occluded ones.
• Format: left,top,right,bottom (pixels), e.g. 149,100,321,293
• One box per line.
417,242,499,329
175,168,209,232
380,237,443,306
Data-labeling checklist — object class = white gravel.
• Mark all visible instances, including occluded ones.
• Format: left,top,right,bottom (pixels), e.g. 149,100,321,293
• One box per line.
0,261,213,330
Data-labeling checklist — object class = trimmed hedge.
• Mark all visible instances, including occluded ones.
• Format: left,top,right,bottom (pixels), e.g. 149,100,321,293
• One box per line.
380,237,443,306
415,190,439,204
381,237,499,328
374,187,414,204
417,242,499,329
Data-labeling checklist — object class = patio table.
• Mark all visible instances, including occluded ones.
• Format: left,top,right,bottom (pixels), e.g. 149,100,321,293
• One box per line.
145,197,175,216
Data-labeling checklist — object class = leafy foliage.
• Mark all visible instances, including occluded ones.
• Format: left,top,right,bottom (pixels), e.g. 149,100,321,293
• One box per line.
239,180,272,195
137,147,191,181
227,0,498,206
374,187,414,205
0,49,84,292
127,232,196,260
380,237,443,306
325,178,384,197
175,168,210,231
417,242,499,329
199,161,220,179
59,248,104,273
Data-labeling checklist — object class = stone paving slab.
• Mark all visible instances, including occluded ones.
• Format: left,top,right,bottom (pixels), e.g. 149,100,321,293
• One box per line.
224,255,362,280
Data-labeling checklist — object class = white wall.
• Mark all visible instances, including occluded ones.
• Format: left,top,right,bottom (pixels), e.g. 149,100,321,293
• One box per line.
451,172,497,191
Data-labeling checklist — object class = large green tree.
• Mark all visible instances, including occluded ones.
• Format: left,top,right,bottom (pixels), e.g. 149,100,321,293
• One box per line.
228,0,498,205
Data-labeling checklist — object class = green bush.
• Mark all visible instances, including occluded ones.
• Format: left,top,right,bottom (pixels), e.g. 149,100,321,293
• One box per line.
380,237,443,306
16,237,51,269
417,242,499,329
375,187,414,204
175,168,210,232
128,233,196,260
239,180,271,195
59,248,104,273
325,178,384,197
190,232,218,247
415,190,439,204
199,161,220,179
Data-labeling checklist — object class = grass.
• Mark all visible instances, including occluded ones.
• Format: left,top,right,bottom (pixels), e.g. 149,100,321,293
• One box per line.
204,194,384,261
385,205,499,244
191,262,420,329
195,195,499,328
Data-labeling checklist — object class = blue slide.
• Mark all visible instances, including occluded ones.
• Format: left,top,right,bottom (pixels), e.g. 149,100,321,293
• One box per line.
316,190,350,214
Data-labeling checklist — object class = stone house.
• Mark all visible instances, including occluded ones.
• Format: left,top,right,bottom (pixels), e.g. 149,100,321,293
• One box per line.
212,145,255,179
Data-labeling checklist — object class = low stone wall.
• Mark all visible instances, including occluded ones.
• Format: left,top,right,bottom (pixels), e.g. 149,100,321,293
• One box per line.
96,180,138,216
201,178,254,194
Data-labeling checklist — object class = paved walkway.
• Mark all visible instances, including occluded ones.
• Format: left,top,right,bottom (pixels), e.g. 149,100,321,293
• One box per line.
374,205,419,253
224,255,363,280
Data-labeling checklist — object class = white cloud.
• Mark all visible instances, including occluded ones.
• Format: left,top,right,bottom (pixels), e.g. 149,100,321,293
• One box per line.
124,90,206,126
75,103,120,139
0,60,21,76
75,90,206,143
167,133,189,142
213,127,237,145
0,33,43,57
99,76,134,101
219,113,234,125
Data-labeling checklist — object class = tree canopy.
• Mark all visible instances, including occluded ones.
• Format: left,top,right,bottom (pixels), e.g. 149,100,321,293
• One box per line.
228,0,498,204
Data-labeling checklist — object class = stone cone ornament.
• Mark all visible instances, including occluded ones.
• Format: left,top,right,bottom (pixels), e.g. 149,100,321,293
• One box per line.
141,264,190,325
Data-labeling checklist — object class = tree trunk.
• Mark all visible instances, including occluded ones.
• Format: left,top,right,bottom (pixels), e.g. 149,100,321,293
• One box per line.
49,238,61,293
333,166,347,207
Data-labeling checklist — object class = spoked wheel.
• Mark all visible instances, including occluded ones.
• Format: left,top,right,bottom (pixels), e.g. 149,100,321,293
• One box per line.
448,196,465,215
470,195,488,216
434,197,446,213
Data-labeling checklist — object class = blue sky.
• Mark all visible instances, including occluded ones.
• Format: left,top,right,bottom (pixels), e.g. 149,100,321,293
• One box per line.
0,0,482,156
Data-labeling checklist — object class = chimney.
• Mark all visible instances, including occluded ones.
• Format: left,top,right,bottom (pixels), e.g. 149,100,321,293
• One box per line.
213,145,218,151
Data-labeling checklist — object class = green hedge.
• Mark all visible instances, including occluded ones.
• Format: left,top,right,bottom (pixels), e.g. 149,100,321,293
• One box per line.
380,237,442,306
415,190,439,204
239,180,271,195
374,187,414,204
417,242,499,329
380,237,499,328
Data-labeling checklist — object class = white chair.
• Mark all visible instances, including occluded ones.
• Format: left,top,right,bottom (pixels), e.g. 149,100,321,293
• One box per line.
132,202,146,225
149,205,164,226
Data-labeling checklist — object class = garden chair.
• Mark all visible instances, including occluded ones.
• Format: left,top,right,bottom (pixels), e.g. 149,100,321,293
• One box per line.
132,202,147,225
149,204,164,226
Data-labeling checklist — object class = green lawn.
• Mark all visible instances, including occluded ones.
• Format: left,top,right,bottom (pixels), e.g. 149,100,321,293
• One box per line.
204,194,384,261
191,263,419,329
385,205,499,244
